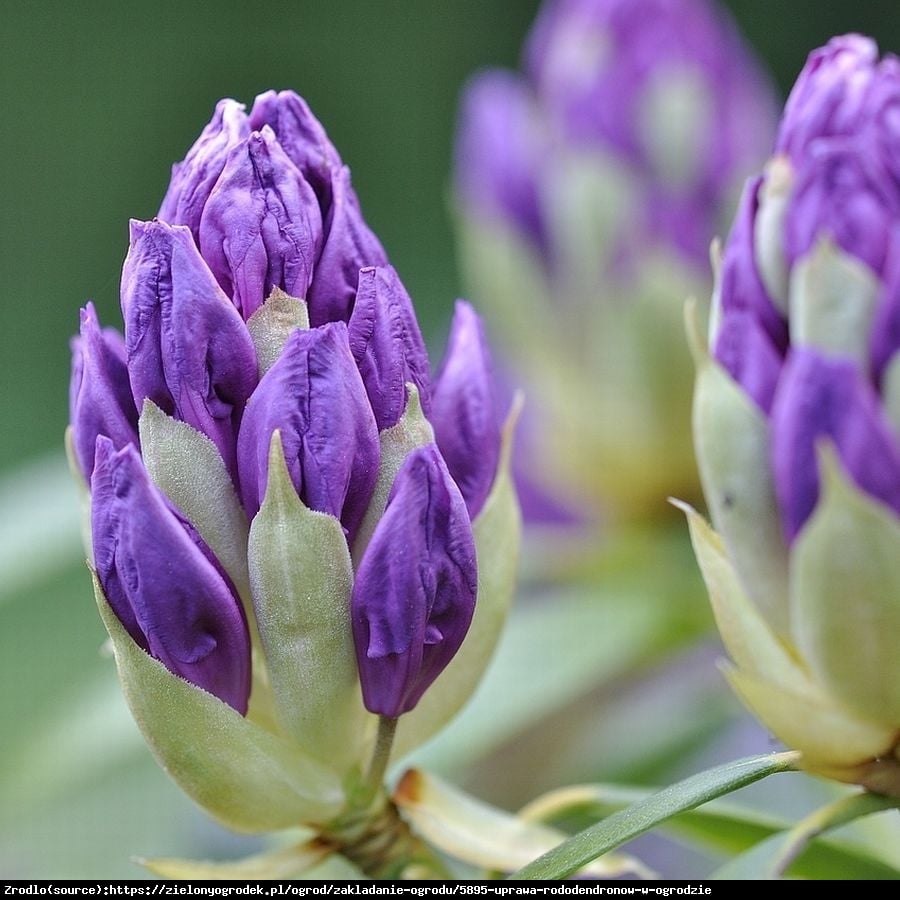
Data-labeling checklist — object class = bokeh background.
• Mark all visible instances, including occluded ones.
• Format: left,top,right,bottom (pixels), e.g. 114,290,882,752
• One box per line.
2,0,900,879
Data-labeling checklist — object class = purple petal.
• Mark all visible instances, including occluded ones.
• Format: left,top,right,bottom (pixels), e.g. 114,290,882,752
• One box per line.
248,90,342,206
717,176,789,351
121,220,259,482
786,140,900,277
235,322,379,541
775,35,879,162
348,266,432,430
69,303,139,479
430,302,501,519
158,99,250,239
870,233,900,383
91,438,251,713
351,444,477,717
454,70,548,252
714,309,783,414
770,348,900,539
198,128,324,320
306,166,388,326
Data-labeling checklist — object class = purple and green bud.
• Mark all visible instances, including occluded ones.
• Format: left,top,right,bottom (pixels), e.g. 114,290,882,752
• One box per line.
689,35,900,795
69,90,519,827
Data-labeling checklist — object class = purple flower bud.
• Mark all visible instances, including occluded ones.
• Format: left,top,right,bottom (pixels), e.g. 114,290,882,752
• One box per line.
348,266,432,430
159,91,386,328
351,444,477,717
158,99,250,240
91,437,251,713
236,322,380,539
431,302,501,520
455,70,548,252
198,128,324,319
306,165,388,327
246,89,390,327
770,349,900,540
248,90,343,206
69,303,139,479
120,219,259,481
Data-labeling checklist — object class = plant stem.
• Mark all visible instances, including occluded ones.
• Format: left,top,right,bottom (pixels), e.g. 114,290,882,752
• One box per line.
361,715,398,809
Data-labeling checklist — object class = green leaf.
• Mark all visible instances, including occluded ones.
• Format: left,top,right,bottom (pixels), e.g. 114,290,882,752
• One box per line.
792,446,900,725
677,501,804,690
691,354,790,635
247,287,309,375
394,770,652,878
394,398,522,756
790,238,879,368
248,431,371,770
510,752,799,880
94,573,345,833
518,783,900,880
351,385,433,563
138,401,250,600
712,791,900,880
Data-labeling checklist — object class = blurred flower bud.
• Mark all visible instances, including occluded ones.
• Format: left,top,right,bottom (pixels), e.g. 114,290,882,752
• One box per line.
69,91,521,852
687,35,900,796
453,0,778,527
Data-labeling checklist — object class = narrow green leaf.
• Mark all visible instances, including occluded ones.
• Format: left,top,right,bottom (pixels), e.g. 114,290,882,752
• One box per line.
248,431,371,770
510,752,799,880
519,783,900,880
94,573,345,833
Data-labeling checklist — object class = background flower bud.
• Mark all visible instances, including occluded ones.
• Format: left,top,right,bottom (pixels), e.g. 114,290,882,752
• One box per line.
453,0,778,527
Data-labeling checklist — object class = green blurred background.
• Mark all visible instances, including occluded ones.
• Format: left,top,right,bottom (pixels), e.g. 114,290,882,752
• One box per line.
2,0,900,879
